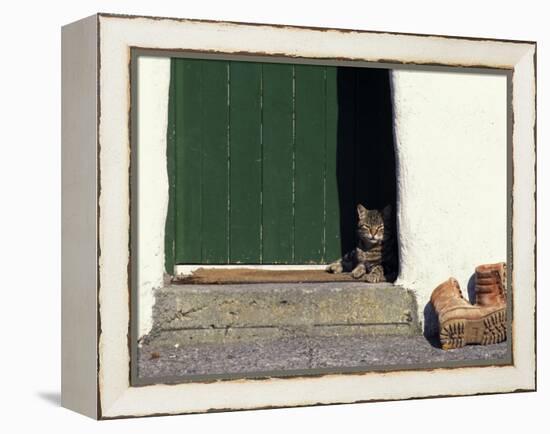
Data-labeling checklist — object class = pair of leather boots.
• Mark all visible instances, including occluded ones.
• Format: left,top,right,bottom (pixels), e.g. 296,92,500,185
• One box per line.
431,262,507,350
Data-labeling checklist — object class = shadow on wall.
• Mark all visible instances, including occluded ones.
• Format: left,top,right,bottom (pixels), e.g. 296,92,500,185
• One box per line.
467,273,477,304
423,302,439,342
335,67,398,272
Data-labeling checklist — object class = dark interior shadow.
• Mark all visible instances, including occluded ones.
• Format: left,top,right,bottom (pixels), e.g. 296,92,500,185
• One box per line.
336,67,397,279
423,302,441,347
467,273,476,304
37,391,61,407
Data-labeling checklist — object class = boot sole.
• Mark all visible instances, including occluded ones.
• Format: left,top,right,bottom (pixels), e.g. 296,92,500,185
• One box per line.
439,308,507,350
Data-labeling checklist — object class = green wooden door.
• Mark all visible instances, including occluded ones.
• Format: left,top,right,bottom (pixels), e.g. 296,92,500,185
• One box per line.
164,58,393,271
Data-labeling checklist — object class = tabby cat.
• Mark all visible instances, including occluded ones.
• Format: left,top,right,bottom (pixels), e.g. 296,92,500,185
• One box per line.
326,204,397,283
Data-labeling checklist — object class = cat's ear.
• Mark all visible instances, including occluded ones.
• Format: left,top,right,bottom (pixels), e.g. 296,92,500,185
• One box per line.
357,204,367,221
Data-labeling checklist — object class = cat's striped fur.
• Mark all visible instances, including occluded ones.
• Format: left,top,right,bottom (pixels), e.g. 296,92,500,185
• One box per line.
326,204,397,283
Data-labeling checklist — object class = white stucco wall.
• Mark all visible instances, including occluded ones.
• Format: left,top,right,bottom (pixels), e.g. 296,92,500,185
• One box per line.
137,63,507,338
392,69,507,334
137,56,171,338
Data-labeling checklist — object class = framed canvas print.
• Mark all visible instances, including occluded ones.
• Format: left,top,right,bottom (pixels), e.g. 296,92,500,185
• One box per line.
61,13,536,419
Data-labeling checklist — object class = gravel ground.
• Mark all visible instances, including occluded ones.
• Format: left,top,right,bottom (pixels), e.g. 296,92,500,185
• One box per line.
137,335,509,382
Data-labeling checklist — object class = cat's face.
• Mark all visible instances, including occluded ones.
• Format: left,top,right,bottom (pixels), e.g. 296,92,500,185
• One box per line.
356,204,391,244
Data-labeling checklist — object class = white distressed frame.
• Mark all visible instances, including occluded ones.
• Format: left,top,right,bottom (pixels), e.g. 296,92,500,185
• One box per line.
61,13,536,419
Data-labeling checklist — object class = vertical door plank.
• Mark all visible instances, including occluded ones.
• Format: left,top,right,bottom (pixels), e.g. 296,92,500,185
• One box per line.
174,59,203,263
229,62,262,263
262,64,294,263
294,65,326,263
201,60,229,263
324,66,342,263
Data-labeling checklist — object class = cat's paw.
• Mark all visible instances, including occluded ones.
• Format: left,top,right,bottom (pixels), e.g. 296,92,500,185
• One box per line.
326,262,343,274
365,268,385,283
351,264,366,279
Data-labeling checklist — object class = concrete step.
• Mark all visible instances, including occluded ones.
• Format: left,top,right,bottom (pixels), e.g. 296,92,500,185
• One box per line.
147,282,420,346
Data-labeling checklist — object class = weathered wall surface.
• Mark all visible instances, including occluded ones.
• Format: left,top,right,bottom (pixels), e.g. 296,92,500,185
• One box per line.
391,69,507,335
137,56,171,337
137,63,507,338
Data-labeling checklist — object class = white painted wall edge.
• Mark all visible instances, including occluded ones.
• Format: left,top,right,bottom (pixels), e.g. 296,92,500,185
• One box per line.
137,56,170,338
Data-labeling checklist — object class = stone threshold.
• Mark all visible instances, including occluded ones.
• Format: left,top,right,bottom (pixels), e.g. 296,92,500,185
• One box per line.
145,282,420,347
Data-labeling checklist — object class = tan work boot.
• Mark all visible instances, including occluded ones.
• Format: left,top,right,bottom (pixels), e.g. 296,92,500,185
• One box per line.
431,277,506,350
475,262,507,307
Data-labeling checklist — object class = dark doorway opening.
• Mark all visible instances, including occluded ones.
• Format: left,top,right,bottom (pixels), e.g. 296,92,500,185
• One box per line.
335,67,397,258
